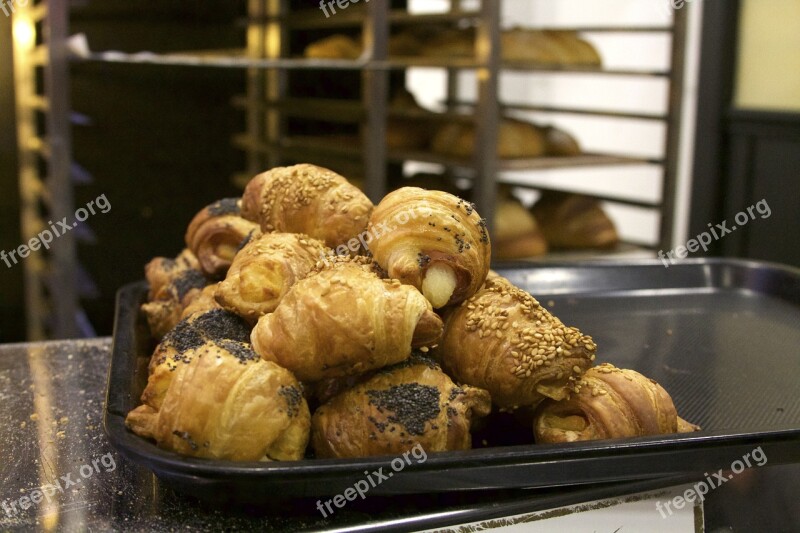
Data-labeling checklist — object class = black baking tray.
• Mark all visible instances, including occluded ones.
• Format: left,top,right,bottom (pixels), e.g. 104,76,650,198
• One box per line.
105,258,800,500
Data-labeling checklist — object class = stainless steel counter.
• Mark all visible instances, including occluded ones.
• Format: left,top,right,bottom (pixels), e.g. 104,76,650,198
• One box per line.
0,339,798,532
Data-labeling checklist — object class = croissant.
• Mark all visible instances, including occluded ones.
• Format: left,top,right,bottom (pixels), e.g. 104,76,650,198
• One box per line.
141,258,208,339
533,363,699,443
312,355,492,458
144,248,200,301
531,192,619,250
215,233,329,322
179,283,222,321
147,307,252,380
241,164,373,249
127,339,310,461
185,198,260,279
368,187,491,308
251,257,444,382
438,275,596,409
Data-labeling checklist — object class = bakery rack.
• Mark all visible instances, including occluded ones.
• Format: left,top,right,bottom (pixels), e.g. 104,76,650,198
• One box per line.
11,1,686,338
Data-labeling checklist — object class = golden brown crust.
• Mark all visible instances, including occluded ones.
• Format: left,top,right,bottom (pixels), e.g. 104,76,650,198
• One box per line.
179,284,222,321
540,125,582,157
531,192,619,250
494,197,548,259
304,34,362,59
311,356,491,458
215,233,329,323
251,259,443,382
241,164,374,249
368,187,491,308
141,251,208,339
533,364,683,443
431,119,546,160
438,276,596,409
127,339,310,461
185,198,259,279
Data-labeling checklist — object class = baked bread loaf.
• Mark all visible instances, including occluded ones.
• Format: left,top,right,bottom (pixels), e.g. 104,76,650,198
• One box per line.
304,34,362,60
251,257,443,382
185,198,259,279
369,187,491,308
533,363,699,443
241,164,373,249
438,275,596,409
494,196,548,259
386,89,434,151
127,339,310,461
541,125,582,157
312,355,491,458
215,232,328,322
531,192,619,249
431,119,547,160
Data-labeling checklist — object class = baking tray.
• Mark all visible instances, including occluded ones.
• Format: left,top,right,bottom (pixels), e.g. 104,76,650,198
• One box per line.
105,258,800,500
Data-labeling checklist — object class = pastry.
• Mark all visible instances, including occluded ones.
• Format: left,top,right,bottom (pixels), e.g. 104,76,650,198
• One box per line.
369,187,491,308
312,355,491,458
241,164,373,249
185,198,260,279
533,363,699,443
141,253,208,339
251,257,443,382
127,339,310,461
494,196,548,259
215,232,329,322
540,125,582,157
304,34,362,60
430,119,546,160
438,275,596,409
531,192,619,249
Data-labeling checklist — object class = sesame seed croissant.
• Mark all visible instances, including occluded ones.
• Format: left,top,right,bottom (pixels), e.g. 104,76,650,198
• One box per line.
368,187,491,309
126,338,310,462
215,233,329,323
185,198,260,279
312,355,492,458
251,258,444,382
533,363,700,443
241,164,373,249
438,275,596,409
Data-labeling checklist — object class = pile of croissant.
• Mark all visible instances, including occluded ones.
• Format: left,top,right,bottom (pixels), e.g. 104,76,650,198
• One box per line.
128,164,698,462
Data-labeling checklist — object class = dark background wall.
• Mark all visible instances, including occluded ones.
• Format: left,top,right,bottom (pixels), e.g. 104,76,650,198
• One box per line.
0,14,25,342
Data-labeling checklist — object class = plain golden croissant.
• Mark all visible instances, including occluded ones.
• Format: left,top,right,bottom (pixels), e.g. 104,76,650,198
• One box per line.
251,257,443,382
368,187,491,308
215,233,329,323
531,192,619,249
241,164,373,249
312,355,492,458
141,254,208,339
438,275,596,409
127,339,310,461
185,198,260,279
533,363,699,443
